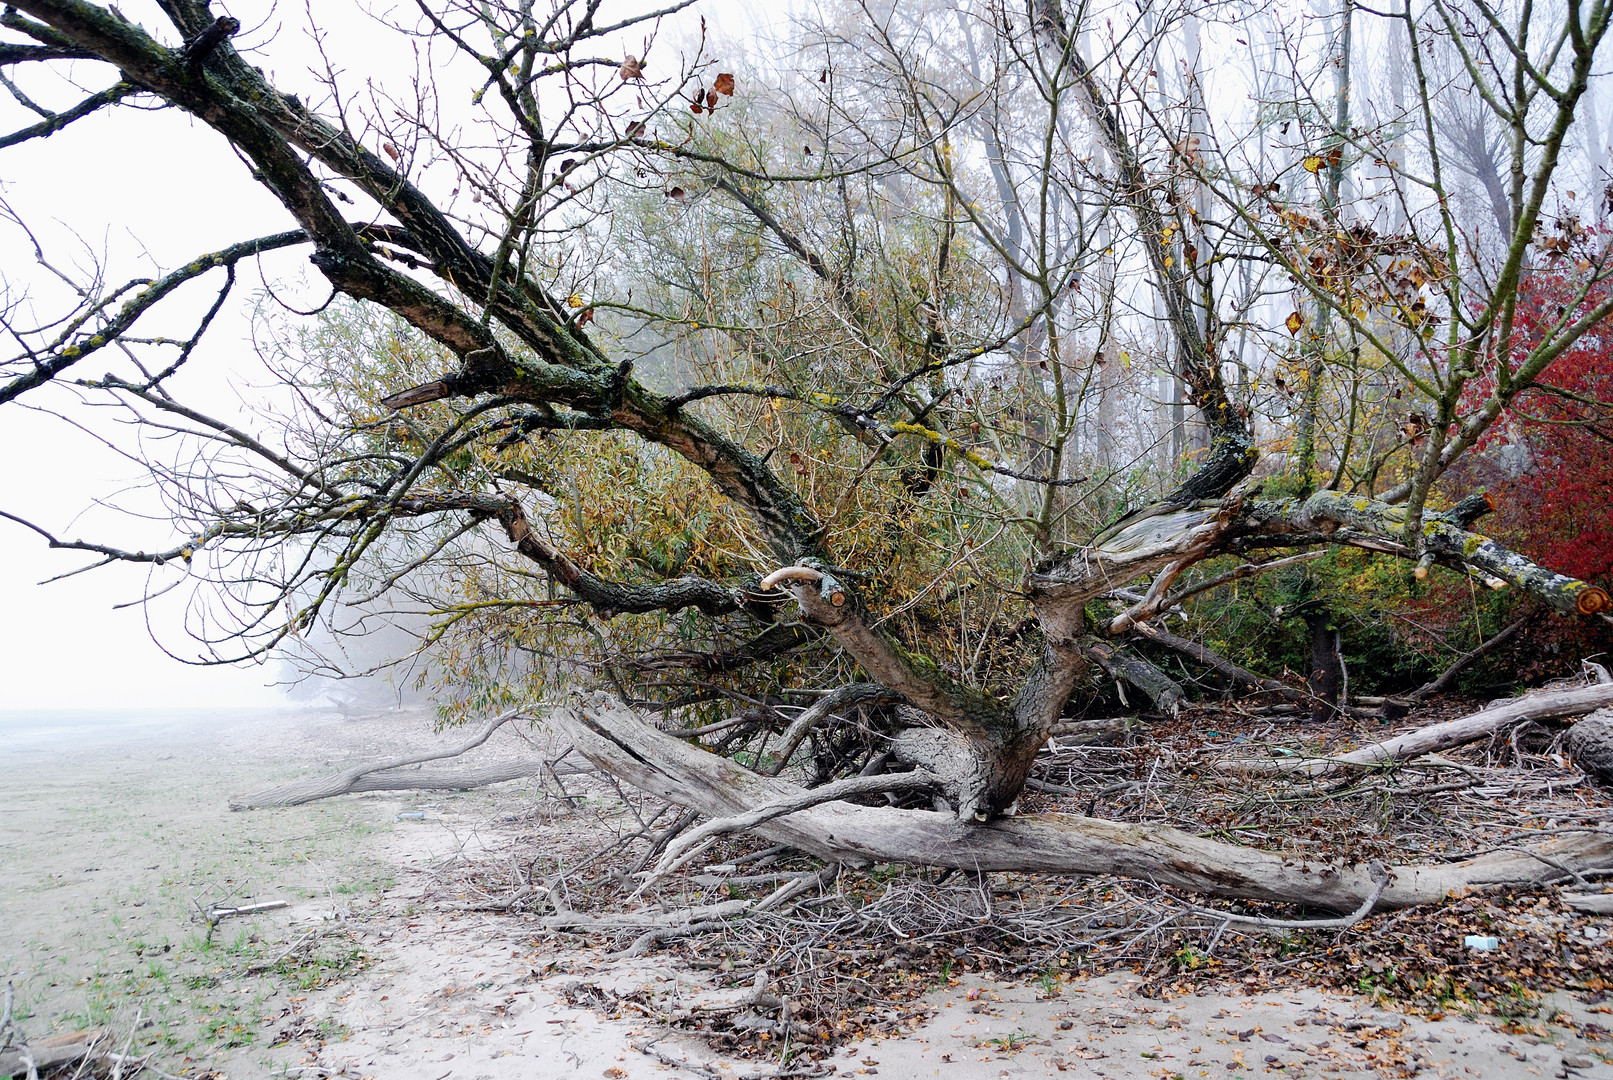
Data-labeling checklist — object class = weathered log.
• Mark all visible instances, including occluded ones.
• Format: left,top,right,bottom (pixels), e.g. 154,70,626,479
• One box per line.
1561,892,1613,914
1565,709,1613,785
1088,641,1184,716
1130,623,1322,709
1220,683,1613,777
0,1029,106,1078
230,709,536,809
1048,716,1135,743
555,694,1613,913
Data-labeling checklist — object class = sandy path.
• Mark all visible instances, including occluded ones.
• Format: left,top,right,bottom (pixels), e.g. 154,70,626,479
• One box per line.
829,974,1613,1078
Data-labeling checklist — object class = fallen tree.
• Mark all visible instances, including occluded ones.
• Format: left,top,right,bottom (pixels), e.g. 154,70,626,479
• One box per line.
556,694,1613,914
4,0,1612,925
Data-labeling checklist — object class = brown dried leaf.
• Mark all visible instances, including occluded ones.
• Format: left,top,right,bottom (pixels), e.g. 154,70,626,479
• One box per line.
714,72,735,96
618,55,643,80
667,187,686,204
382,141,399,161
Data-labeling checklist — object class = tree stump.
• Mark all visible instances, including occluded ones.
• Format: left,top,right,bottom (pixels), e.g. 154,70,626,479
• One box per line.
1567,709,1613,784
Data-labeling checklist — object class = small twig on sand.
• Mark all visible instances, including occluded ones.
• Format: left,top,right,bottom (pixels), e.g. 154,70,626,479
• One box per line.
108,1009,139,1080
246,928,319,974
201,899,289,943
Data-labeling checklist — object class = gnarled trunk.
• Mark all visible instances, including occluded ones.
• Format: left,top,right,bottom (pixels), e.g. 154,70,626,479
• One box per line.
557,694,1613,913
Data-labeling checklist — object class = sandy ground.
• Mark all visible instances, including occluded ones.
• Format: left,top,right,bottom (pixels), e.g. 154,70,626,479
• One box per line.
5,706,1613,1079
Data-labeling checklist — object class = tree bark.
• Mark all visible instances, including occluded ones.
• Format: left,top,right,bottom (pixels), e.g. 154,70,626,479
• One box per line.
557,694,1613,913
1565,709,1613,785
1304,609,1343,722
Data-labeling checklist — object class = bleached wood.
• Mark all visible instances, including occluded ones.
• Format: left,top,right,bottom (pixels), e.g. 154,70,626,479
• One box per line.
1219,683,1613,778
556,694,1613,914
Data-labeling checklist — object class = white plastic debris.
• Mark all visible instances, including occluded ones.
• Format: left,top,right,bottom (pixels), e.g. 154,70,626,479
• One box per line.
1463,935,1500,951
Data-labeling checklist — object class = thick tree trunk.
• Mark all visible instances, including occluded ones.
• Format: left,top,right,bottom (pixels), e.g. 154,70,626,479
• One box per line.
557,694,1613,913
1304,609,1343,722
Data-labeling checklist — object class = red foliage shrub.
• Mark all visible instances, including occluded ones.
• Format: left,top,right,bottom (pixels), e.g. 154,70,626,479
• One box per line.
1463,265,1613,589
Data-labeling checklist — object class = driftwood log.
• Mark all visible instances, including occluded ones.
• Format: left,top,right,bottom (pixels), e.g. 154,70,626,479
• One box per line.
0,1029,106,1078
231,709,552,809
556,693,1613,914
1218,682,1613,777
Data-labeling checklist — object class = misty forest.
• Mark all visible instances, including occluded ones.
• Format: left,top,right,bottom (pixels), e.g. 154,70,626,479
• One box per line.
6,0,1613,1066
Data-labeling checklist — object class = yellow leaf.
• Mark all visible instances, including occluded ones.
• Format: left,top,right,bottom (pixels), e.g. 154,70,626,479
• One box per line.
566,294,585,308
1303,156,1323,173
1285,310,1305,336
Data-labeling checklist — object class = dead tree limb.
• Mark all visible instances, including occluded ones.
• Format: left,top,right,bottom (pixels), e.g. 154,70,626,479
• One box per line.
1400,613,1536,705
1129,623,1309,704
1220,682,1613,777
1088,641,1184,715
763,683,896,776
555,693,1613,914
230,709,536,809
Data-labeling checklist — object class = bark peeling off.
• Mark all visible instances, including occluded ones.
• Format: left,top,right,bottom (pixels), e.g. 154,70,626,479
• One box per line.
557,695,1613,913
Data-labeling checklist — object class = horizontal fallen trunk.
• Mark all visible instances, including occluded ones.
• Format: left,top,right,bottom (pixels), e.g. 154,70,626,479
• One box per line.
556,693,1613,914
231,709,540,809
0,1029,106,1078
1219,682,1613,777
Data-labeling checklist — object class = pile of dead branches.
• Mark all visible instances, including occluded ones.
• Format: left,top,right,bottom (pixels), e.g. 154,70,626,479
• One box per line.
400,674,1613,1060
